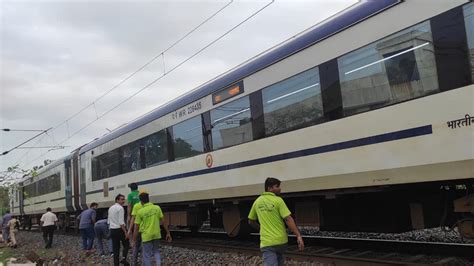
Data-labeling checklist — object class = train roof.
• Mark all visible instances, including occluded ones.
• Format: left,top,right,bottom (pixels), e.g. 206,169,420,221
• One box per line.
79,0,399,155
17,154,73,184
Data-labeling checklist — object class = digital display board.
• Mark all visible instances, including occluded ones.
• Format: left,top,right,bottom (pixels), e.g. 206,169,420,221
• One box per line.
212,82,244,105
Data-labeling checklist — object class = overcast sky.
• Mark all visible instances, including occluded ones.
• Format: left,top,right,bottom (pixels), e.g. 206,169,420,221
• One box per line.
0,0,355,173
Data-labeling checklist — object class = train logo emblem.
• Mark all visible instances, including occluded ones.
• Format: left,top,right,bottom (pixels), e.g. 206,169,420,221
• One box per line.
206,154,213,168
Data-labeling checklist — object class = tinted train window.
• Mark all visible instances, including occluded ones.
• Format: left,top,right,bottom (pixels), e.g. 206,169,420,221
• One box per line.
24,174,60,197
95,149,121,180
121,140,143,173
37,179,47,196
44,174,60,194
24,183,35,198
262,67,323,136
172,115,204,160
464,2,474,81
144,130,168,167
48,174,60,193
210,96,252,150
338,21,438,116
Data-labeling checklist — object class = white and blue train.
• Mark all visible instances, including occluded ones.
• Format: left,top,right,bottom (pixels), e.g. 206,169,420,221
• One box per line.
11,0,474,237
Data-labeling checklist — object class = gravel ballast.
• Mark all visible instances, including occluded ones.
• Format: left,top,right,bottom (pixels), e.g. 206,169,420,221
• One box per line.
0,231,315,265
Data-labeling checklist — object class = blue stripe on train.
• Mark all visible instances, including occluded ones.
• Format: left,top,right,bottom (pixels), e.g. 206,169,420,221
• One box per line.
139,125,433,185
86,124,432,195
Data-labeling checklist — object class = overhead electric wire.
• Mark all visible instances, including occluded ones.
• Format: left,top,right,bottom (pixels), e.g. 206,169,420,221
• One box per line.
56,0,275,143
49,0,234,132
10,0,275,171
1,0,233,175
0,128,52,156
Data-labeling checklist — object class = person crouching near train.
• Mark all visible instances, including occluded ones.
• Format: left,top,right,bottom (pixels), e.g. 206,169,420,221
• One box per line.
95,214,113,257
248,177,305,266
131,192,172,266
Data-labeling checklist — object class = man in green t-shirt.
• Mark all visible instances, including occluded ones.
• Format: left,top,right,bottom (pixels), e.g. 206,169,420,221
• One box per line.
131,192,172,266
127,183,140,226
129,201,142,266
248,177,304,266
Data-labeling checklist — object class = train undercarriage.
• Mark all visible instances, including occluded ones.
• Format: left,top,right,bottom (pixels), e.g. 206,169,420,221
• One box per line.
18,179,473,240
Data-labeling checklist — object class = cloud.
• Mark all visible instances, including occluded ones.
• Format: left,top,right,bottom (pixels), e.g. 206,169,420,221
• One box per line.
1,0,355,170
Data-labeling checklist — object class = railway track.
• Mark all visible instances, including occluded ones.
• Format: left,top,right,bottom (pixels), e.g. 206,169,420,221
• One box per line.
19,227,474,264
167,230,474,265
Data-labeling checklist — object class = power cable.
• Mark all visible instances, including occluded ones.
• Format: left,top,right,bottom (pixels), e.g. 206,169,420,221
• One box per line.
2,0,233,172
0,128,52,156
21,0,275,169
49,0,234,133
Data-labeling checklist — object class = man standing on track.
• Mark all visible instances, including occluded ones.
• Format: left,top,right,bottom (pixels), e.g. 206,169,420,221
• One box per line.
131,192,172,266
40,207,58,249
78,202,98,253
128,199,143,266
248,177,304,266
127,183,140,226
6,216,19,248
1,210,12,244
109,194,130,266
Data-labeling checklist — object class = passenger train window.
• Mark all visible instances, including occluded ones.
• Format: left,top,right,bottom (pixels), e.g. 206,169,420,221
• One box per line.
95,149,121,180
262,67,323,136
464,2,474,82
23,174,61,197
24,183,35,198
144,129,168,167
338,21,439,116
172,115,204,160
46,174,60,193
122,140,143,173
210,96,252,150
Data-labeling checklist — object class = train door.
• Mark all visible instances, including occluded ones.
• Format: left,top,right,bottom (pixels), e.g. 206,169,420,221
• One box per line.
65,159,74,212
19,183,24,215
79,154,87,209
72,152,81,211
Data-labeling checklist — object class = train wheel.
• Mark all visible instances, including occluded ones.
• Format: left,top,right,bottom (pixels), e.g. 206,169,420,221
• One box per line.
222,205,250,238
457,218,474,239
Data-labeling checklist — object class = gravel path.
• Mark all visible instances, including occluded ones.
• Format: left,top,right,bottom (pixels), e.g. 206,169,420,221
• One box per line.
201,224,471,243
0,231,315,265
298,226,471,243
2,227,471,265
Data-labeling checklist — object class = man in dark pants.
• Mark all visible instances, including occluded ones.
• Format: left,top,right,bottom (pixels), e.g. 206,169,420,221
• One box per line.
40,207,58,248
108,194,130,266
248,177,304,266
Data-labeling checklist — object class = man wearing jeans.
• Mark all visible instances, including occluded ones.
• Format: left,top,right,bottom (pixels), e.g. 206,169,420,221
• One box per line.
248,177,304,266
129,201,143,266
132,193,172,266
1,211,12,244
78,202,98,252
94,218,113,256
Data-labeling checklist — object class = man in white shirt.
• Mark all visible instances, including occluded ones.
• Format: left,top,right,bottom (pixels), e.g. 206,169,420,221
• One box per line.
108,194,130,266
40,207,58,248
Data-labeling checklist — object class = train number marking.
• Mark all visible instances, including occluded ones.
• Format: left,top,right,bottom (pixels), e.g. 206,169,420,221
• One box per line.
172,101,202,120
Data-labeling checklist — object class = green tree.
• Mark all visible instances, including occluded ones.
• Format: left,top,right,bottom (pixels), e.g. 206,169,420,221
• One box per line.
0,160,52,214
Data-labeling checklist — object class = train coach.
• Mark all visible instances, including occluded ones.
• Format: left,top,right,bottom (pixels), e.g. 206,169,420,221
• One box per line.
11,0,474,238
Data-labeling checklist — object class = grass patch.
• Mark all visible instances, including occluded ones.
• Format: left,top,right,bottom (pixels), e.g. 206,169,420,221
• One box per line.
0,248,13,265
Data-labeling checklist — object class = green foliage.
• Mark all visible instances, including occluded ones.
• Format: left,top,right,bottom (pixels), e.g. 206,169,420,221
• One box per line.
0,187,9,215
